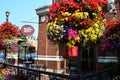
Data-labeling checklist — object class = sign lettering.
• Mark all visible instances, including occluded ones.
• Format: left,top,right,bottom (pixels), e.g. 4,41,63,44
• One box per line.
21,25,34,36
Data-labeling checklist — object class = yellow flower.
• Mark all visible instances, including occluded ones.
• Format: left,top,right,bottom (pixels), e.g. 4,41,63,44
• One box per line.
67,42,74,48
72,12,84,20
83,34,88,38
71,40,76,45
55,18,58,21
91,30,95,34
75,37,80,41
64,17,68,21
98,32,103,37
94,23,99,28
92,13,98,18
95,28,99,34
85,29,90,33
89,27,93,31
13,37,18,42
74,10,80,13
90,34,97,41
81,30,85,35
97,6,102,12
59,18,65,24
62,12,71,16
101,25,105,30
83,12,89,18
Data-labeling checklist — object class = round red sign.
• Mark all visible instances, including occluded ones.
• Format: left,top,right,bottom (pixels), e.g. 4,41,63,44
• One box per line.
21,25,34,36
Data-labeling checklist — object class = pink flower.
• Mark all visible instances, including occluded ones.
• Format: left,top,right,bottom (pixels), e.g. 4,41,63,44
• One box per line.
68,29,78,38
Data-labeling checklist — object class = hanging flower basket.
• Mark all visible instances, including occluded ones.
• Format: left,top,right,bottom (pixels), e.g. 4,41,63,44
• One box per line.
47,0,108,49
101,18,120,51
0,22,20,52
0,22,20,39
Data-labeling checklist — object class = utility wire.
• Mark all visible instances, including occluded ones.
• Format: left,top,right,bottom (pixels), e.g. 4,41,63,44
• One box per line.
21,21,38,24
21,17,38,24
26,17,38,21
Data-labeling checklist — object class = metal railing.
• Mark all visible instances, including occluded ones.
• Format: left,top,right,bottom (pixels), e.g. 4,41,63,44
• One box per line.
0,62,79,80
0,62,120,80
83,64,120,80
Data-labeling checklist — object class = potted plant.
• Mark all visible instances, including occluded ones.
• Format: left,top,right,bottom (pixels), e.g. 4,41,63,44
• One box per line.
47,0,108,57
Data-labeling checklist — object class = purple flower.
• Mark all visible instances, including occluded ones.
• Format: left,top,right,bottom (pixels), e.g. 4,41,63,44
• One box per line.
63,24,73,36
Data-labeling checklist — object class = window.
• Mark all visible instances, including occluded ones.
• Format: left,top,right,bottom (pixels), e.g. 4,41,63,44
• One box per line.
107,0,116,13
52,0,62,3
39,15,45,22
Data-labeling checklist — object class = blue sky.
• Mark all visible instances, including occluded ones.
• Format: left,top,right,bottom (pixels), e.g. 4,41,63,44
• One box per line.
0,0,50,38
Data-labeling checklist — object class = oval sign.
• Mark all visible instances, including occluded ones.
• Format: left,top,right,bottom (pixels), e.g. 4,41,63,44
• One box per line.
21,25,34,36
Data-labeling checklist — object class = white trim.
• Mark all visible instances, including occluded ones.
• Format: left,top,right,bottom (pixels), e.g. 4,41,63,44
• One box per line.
6,54,64,61
98,56,118,63
35,55,64,61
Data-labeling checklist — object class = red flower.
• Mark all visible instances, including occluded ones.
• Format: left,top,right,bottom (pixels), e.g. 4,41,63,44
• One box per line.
106,21,118,28
48,0,80,20
0,22,20,39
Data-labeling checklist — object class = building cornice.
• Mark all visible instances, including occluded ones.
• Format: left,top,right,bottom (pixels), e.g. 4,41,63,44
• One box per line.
36,5,50,16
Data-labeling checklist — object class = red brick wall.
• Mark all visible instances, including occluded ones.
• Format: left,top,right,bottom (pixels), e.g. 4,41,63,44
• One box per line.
37,16,47,56
37,15,59,56
47,40,59,56
37,15,64,69
104,2,120,21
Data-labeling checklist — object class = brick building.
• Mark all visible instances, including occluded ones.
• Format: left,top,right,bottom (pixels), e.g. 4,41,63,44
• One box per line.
35,0,120,72
35,2,64,72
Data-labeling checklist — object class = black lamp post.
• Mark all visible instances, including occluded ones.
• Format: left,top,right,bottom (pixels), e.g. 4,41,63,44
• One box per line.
5,11,10,22
22,43,28,60
17,39,26,64
4,11,10,61
17,39,26,79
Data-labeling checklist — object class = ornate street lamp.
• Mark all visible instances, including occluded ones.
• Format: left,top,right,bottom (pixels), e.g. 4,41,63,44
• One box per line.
4,11,10,62
5,11,10,22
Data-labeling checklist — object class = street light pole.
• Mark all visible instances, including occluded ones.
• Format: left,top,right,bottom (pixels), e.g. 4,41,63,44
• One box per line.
4,11,10,61
23,44,28,60
5,11,10,22
17,39,26,64
17,39,26,79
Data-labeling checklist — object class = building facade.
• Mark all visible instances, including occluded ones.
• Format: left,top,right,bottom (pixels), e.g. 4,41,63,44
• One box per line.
36,0,120,72
35,5,64,72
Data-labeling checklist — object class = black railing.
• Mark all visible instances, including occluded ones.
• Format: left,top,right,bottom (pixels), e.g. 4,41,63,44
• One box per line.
0,62,79,80
83,64,120,80
0,62,120,80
